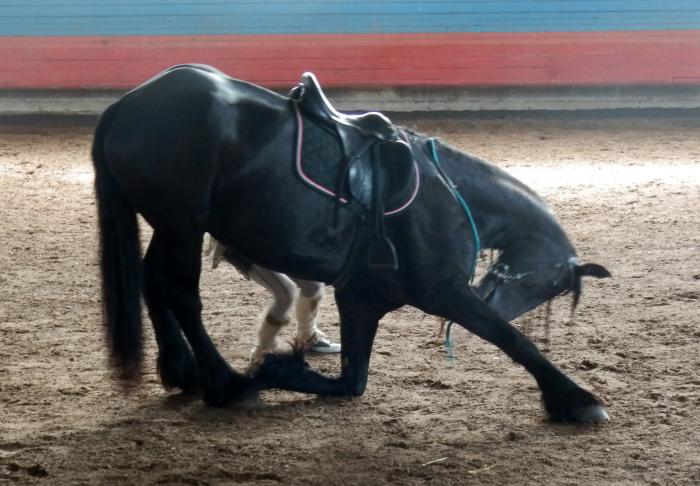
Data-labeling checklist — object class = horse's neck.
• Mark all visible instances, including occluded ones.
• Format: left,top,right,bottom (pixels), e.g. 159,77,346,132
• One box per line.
440,148,573,259
478,215,575,273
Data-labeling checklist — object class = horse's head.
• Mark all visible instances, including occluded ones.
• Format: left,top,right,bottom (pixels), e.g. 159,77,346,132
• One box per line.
475,255,610,322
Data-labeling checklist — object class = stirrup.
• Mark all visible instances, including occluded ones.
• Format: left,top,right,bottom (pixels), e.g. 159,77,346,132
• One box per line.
367,235,398,270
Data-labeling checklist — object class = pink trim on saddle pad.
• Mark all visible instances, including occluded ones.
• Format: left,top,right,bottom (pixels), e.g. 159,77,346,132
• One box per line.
384,155,420,216
294,104,349,203
293,104,419,215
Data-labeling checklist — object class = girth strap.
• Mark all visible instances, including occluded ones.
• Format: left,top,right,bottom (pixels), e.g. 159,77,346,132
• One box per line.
367,142,398,270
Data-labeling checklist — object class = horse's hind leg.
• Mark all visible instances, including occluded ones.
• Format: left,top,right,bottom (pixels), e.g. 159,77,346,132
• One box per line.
426,283,608,423
145,232,252,405
144,237,199,394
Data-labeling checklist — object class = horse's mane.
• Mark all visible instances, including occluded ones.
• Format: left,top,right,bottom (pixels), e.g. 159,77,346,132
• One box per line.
401,127,553,215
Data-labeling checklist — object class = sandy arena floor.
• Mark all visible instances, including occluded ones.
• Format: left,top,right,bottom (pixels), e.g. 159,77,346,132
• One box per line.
1,111,699,485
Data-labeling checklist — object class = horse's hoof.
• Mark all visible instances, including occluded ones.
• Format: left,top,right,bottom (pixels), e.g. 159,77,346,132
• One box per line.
157,350,199,395
571,403,610,423
542,386,609,423
202,368,254,407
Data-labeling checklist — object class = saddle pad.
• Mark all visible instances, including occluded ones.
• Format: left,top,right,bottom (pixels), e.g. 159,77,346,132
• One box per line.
293,105,419,215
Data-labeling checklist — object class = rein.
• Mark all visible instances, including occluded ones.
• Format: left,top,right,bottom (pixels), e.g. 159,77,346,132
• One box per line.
424,138,579,356
426,138,481,358
439,257,577,360
427,138,481,280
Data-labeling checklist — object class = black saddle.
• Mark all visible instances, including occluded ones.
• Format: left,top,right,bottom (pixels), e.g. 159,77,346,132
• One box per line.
290,73,418,278
292,72,396,141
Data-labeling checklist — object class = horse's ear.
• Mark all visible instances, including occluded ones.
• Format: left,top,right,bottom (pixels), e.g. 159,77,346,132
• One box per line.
576,263,611,279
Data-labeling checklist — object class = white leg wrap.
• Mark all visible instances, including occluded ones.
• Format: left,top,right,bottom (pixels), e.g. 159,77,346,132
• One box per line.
248,266,300,361
295,291,324,343
250,313,290,362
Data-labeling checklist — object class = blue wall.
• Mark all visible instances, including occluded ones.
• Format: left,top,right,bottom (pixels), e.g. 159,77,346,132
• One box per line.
2,0,700,36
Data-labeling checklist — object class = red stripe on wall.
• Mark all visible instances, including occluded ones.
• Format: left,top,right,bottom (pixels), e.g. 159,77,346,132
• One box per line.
1,31,699,89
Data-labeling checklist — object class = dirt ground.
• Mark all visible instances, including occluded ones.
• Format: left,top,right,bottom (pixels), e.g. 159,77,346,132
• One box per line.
1,111,699,485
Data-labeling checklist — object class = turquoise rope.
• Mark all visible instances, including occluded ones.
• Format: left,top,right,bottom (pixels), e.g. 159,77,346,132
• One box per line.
427,138,481,360
427,138,481,281
444,320,455,361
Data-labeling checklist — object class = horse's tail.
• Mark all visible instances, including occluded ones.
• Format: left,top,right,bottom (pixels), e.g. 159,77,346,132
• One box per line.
92,102,143,381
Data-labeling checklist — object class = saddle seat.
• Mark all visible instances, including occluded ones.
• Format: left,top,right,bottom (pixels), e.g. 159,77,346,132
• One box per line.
291,72,397,141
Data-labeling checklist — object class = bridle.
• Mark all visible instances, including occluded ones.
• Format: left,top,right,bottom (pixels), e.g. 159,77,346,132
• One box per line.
480,256,579,302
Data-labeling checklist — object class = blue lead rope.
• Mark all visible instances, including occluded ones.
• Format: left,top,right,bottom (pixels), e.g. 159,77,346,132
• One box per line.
427,138,481,359
427,138,481,279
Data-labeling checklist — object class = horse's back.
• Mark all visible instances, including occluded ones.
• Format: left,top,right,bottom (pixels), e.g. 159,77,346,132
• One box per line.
104,64,285,158
96,65,289,234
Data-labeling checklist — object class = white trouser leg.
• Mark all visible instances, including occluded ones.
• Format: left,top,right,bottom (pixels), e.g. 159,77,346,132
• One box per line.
204,234,226,269
294,280,325,343
248,265,298,361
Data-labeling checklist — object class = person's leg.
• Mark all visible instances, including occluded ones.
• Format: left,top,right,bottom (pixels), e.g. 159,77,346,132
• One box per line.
247,265,298,361
294,281,340,353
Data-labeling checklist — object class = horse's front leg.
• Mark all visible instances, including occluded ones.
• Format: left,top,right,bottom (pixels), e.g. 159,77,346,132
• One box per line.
251,283,393,396
423,282,609,423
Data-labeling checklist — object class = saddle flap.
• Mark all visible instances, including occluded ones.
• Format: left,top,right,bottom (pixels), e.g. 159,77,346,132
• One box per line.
347,138,414,208
347,157,373,205
377,139,414,200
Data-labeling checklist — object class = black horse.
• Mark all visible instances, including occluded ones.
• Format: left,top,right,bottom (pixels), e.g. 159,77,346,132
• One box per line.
93,64,610,422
